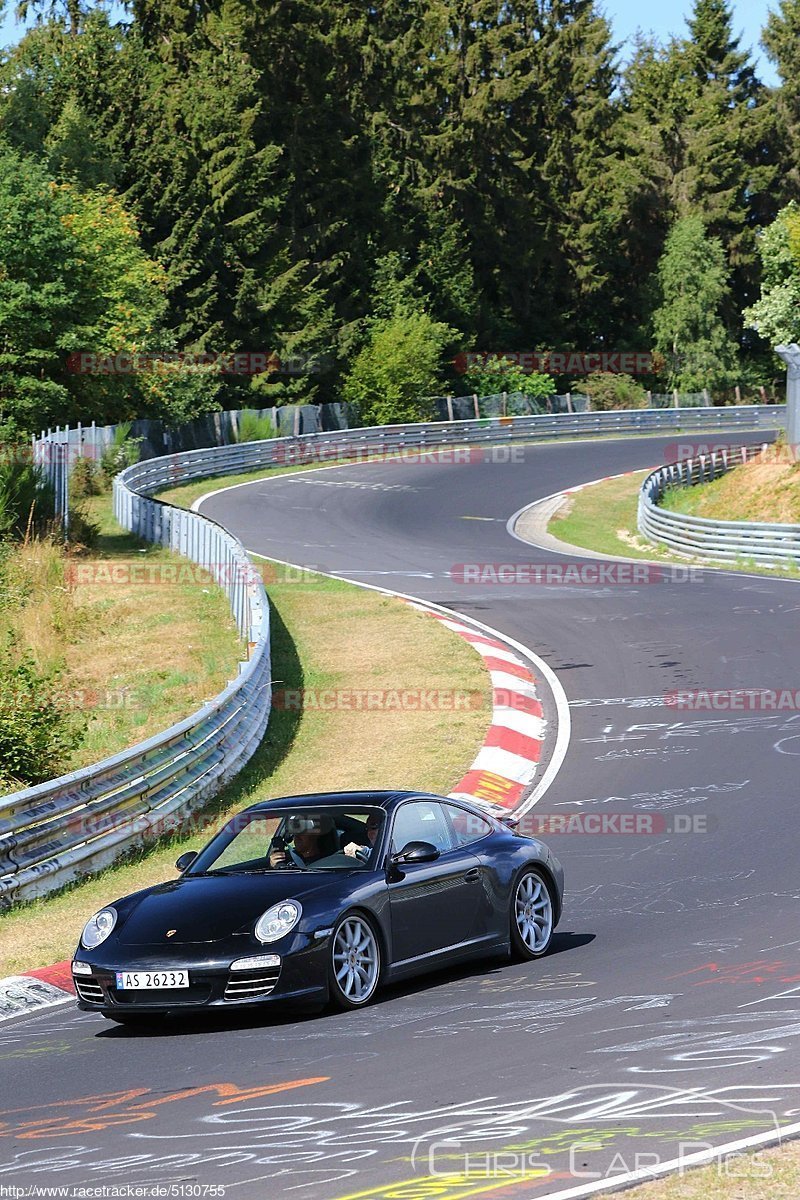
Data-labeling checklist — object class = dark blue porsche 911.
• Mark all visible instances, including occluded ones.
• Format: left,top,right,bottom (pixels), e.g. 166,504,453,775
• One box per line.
72,791,564,1023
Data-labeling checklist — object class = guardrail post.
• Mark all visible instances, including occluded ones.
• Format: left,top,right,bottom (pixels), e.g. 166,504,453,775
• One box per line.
775,344,800,451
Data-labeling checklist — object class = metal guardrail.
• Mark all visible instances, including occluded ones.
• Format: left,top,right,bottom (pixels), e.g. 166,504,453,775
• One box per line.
1,404,785,910
0,479,271,910
638,444,800,565
121,405,786,499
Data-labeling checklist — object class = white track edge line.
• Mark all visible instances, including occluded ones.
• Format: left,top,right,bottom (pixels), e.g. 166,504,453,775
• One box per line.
528,1116,800,1200
506,477,800,587
240,545,571,817
192,473,571,814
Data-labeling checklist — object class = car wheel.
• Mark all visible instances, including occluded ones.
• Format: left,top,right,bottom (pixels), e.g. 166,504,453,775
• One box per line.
510,869,554,960
329,912,381,1010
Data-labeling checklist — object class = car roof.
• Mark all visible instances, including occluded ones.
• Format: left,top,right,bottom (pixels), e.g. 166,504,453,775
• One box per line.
244,790,464,815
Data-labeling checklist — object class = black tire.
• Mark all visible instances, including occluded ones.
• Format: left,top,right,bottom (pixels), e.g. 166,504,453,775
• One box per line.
510,868,555,961
329,912,382,1010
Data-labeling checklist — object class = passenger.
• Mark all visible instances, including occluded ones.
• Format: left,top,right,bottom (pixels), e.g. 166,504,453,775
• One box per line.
344,813,382,861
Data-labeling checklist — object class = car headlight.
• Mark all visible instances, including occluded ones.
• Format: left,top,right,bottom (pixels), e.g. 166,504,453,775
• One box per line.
80,907,117,950
255,900,302,943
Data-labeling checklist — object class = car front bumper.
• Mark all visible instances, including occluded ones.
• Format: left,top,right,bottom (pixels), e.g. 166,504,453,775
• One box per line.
73,932,330,1014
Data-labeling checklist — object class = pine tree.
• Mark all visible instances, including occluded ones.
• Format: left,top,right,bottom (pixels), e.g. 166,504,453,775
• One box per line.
762,0,800,199
622,0,779,342
686,0,758,97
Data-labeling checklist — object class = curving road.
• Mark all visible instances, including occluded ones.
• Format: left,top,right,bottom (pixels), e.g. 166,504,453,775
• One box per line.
3,432,800,1200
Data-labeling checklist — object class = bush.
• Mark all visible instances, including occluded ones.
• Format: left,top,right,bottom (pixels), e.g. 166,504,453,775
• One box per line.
99,423,142,486
342,310,456,426
235,409,279,442
67,504,100,549
0,641,86,789
0,458,56,541
69,455,104,500
577,372,648,411
464,357,555,403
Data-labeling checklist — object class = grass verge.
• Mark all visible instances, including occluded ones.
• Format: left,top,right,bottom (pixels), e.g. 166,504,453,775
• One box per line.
549,472,687,562
0,561,490,973
660,455,800,524
618,1138,800,1199
549,472,800,578
0,494,243,779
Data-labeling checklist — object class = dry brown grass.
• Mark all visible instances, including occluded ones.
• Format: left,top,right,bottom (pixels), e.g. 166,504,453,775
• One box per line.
664,453,800,524
0,499,244,775
618,1136,800,1199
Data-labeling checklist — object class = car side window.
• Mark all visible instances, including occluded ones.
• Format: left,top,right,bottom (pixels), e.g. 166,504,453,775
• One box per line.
391,801,453,854
444,803,493,848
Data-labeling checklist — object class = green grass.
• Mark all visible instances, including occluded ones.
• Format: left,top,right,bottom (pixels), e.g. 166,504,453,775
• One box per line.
548,472,800,579
550,472,687,562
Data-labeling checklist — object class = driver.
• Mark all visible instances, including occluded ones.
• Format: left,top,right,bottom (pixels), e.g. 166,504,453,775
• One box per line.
269,813,335,868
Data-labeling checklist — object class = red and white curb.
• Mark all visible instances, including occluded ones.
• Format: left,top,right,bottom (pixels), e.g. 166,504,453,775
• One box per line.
0,960,74,1021
409,605,545,811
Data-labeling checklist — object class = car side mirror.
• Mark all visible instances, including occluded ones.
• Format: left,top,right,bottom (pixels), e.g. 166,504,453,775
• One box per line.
176,851,198,872
392,840,440,865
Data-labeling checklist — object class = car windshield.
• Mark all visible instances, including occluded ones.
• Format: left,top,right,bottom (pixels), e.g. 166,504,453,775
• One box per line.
187,806,385,874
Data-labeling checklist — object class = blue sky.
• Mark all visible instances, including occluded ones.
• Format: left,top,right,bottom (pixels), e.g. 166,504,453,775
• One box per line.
0,0,781,85
608,0,779,84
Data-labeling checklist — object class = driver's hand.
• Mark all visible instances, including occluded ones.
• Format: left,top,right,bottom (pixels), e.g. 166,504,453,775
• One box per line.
269,849,289,868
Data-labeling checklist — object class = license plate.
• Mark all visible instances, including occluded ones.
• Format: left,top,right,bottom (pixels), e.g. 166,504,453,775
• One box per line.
115,970,189,990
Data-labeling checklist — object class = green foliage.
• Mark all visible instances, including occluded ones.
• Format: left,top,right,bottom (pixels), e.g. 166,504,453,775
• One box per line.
342,311,456,426
0,144,208,434
68,455,104,500
577,373,648,411
763,0,800,198
99,424,141,486
744,202,800,346
0,639,85,789
0,459,56,540
0,0,792,426
235,410,278,443
652,216,739,391
621,0,778,347
464,358,555,403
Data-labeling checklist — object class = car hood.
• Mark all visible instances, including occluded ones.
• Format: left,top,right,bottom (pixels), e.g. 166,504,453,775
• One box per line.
115,871,342,945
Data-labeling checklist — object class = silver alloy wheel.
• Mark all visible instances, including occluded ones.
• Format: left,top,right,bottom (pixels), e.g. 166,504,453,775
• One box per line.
332,915,380,1004
514,872,553,954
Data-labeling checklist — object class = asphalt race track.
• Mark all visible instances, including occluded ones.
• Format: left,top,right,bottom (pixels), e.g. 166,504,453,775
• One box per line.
3,432,800,1200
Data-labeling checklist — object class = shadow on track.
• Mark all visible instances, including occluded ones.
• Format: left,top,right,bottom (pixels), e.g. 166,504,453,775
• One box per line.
94,931,595,1039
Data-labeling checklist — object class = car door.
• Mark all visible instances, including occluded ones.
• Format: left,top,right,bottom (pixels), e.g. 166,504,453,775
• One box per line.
387,799,483,964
